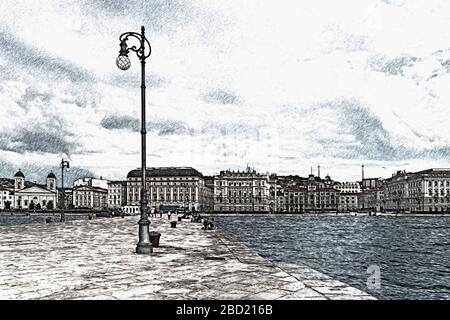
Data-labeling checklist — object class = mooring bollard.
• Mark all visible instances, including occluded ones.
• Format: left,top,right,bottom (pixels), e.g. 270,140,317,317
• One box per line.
149,231,161,247
170,221,177,228
46,217,52,223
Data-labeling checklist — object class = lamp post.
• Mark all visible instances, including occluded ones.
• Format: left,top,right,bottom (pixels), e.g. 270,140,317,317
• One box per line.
116,26,153,254
60,159,70,222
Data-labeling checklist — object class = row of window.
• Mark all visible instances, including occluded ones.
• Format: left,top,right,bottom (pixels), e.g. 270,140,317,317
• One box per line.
217,198,263,204
129,177,197,181
128,195,196,202
279,200,336,204
215,206,267,211
216,181,266,187
129,187,196,193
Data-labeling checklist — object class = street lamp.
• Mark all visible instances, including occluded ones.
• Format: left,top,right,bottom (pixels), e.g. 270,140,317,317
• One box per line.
116,26,153,254
60,159,70,222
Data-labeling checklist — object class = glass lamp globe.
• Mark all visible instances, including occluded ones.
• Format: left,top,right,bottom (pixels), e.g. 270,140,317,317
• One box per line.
116,55,131,70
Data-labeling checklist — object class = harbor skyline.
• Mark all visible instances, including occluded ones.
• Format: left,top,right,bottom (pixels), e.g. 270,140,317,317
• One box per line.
1,1,450,183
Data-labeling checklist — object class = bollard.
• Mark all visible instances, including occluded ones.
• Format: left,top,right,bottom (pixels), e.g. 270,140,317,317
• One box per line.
46,217,52,223
178,216,182,222
149,231,161,247
170,221,177,228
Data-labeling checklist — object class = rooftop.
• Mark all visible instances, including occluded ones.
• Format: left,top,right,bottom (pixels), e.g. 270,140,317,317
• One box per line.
127,167,203,178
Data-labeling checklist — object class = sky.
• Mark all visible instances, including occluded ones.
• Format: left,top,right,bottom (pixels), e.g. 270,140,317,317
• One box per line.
1,0,450,185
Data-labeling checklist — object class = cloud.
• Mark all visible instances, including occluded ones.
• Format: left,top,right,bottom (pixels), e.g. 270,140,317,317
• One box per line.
313,97,450,161
369,55,417,76
100,115,193,136
0,31,95,83
202,89,241,105
100,115,140,131
0,126,78,155
16,87,53,110
107,72,168,89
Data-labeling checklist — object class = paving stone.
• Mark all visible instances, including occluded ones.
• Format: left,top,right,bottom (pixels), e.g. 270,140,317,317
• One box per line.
0,216,375,300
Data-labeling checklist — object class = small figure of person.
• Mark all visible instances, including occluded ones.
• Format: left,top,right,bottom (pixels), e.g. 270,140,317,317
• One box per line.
202,217,208,230
208,217,215,230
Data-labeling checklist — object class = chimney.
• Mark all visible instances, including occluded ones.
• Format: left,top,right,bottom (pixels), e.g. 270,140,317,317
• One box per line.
362,164,365,182
318,165,320,178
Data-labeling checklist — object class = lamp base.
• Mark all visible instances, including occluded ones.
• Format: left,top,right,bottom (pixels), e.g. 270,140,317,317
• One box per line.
136,219,153,254
136,243,153,254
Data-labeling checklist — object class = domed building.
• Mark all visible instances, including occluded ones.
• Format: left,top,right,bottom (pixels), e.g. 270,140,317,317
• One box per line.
13,170,58,210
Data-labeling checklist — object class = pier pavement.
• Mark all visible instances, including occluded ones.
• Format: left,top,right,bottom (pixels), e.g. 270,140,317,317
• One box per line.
0,216,375,300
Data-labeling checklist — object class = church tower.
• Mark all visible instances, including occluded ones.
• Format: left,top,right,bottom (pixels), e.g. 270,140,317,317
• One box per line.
47,172,57,192
14,169,25,190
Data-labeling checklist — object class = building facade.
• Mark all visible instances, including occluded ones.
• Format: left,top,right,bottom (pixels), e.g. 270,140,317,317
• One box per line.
73,185,108,210
338,193,358,212
12,170,58,210
278,186,305,213
335,181,361,193
107,181,127,209
0,186,14,210
384,169,450,213
358,187,385,212
275,174,339,213
126,167,214,213
213,167,270,212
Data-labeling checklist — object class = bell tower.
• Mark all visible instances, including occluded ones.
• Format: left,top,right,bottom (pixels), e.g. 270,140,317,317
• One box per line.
47,171,57,191
14,169,25,190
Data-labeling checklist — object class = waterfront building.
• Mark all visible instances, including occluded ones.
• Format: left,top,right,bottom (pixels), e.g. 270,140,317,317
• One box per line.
384,168,450,213
271,173,339,213
357,187,385,212
12,170,58,210
268,173,279,213
0,185,14,210
303,174,339,212
279,186,305,213
126,167,214,213
214,167,270,212
107,180,127,209
335,181,360,212
73,185,108,210
338,193,358,212
335,181,361,193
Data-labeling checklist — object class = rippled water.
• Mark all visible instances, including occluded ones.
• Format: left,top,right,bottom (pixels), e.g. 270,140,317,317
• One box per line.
0,214,91,226
215,215,450,300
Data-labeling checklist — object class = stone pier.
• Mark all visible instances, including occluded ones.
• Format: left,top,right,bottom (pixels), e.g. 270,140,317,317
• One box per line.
0,216,375,300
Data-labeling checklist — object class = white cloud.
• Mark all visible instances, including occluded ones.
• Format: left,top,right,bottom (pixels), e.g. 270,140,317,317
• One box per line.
0,0,450,182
